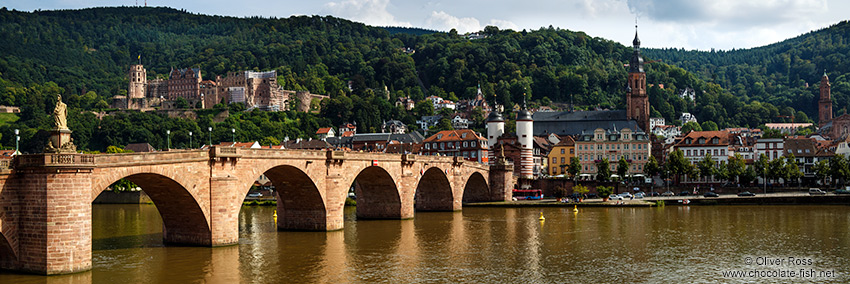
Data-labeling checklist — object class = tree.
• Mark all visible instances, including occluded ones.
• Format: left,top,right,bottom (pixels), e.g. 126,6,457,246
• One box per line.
572,184,589,200
260,136,281,146
726,153,746,185
567,156,581,180
784,154,802,187
740,166,758,186
665,149,689,184
597,186,613,201
754,153,769,185
697,153,716,182
681,121,702,133
828,154,850,187
700,121,719,131
553,185,569,200
643,155,661,178
175,97,189,109
596,158,611,182
617,156,630,179
768,157,786,186
715,161,729,182
813,160,830,186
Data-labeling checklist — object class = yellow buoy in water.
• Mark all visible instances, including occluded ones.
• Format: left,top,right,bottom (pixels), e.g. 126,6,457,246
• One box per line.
273,209,278,223
538,212,545,221
573,205,579,213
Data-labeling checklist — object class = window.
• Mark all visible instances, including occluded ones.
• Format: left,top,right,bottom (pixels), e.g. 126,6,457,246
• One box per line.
463,141,468,148
553,167,558,174
561,157,565,164
561,149,565,154
425,144,430,150
570,149,574,154
687,150,691,156
472,151,477,158
552,157,557,163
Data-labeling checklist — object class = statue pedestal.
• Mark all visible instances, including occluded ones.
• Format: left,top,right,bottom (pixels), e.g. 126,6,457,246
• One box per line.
45,128,76,153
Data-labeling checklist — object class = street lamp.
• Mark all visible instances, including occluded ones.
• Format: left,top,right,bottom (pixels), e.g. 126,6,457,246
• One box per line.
14,129,19,155
189,131,193,149
231,128,235,143
166,130,171,150
208,127,212,147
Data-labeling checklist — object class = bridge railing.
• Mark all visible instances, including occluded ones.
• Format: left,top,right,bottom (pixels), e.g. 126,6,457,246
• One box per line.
15,153,96,168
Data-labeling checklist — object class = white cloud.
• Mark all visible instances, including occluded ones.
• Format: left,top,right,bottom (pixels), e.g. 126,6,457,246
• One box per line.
424,10,519,33
425,11,481,33
488,19,519,31
322,0,411,27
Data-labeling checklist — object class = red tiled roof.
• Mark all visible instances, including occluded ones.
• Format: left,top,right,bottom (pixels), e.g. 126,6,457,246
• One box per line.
316,127,333,134
423,129,485,143
675,131,730,147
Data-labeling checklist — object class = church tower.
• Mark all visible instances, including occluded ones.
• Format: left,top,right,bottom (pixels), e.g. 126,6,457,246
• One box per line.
819,70,833,126
626,26,650,133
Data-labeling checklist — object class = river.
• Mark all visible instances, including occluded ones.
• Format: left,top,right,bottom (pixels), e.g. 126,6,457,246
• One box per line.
2,204,849,283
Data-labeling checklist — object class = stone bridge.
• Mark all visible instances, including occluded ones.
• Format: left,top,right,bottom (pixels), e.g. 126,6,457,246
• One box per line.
0,147,512,275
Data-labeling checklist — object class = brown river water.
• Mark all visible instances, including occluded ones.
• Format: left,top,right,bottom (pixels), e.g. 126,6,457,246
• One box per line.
2,204,849,283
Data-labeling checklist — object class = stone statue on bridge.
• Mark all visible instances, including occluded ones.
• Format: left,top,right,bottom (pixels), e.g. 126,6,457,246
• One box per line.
45,94,76,153
53,94,68,130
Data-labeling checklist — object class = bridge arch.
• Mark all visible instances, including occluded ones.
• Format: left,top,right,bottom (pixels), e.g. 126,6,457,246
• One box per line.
462,171,490,203
415,167,455,211
352,166,403,219
96,173,212,245
0,231,15,269
259,165,326,231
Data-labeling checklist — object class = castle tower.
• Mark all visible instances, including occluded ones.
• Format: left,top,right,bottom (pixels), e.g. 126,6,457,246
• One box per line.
486,107,505,165
516,100,534,179
626,26,650,133
819,70,833,126
128,64,146,99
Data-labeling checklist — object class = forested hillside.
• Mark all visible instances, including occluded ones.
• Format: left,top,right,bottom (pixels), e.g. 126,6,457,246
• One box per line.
0,6,843,152
644,20,850,122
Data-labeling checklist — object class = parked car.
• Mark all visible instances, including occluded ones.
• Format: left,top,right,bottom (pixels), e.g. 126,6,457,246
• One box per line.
703,192,719,198
634,192,646,199
834,189,850,195
618,192,633,199
649,192,661,197
679,191,691,196
662,191,675,196
808,188,826,195
247,192,262,198
586,193,598,199
608,194,625,201
737,191,756,197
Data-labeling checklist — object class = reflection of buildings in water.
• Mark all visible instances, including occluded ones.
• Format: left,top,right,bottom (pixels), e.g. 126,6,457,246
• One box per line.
519,209,543,282
394,219,419,279
448,211,466,264
317,230,347,283
205,246,240,283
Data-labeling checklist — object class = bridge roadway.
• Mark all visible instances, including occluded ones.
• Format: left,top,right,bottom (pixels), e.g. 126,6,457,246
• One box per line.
0,147,514,275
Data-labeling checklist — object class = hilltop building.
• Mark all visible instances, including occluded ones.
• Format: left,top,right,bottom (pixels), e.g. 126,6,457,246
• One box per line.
118,65,328,112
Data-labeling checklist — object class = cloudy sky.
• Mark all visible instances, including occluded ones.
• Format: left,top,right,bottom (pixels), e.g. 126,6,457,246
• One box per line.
4,0,848,50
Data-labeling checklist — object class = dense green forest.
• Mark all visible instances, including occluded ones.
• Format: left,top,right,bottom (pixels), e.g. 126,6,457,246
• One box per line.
644,21,850,122
0,6,846,153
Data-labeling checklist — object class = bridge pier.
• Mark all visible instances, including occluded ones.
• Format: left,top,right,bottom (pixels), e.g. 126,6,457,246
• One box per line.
488,162,514,201
8,154,94,275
